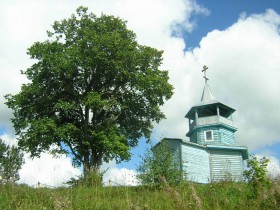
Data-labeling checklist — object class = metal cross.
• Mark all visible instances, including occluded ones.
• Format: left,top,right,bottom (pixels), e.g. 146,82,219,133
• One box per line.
202,65,209,83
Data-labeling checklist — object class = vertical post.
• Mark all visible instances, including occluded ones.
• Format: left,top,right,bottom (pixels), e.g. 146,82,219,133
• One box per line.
216,105,220,123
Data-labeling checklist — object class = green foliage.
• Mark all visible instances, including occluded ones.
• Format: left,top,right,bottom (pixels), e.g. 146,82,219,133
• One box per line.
66,170,106,187
0,139,24,184
5,6,173,177
137,141,184,187
243,155,271,188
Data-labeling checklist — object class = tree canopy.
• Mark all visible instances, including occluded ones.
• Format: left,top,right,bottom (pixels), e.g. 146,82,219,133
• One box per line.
5,6,173,176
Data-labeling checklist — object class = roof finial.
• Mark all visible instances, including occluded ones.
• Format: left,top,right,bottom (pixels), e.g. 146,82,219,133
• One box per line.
200,65,215,102
202,65,209,84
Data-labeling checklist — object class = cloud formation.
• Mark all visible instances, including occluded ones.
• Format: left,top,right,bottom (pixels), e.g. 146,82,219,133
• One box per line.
0,0,208,186
0,133,81,187
267,156,280,179
102,161,140,186
18,153,82,187
156,9,280,152
1,1,280,185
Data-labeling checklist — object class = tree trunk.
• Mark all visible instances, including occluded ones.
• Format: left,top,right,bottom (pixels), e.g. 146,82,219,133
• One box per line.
83,106,102,178
83,153,90,178
91,152,102,175
83,105,90,178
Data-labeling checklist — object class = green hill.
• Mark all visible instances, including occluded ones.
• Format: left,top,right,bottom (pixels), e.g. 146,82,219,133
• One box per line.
1,181,279,209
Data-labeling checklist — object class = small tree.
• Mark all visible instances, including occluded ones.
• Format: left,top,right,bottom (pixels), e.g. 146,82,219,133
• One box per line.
137,141,183,187
243,155,271,188
0,139,24,184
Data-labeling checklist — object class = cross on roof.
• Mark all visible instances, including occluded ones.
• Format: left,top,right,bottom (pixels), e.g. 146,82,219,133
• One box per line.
202,65,209,84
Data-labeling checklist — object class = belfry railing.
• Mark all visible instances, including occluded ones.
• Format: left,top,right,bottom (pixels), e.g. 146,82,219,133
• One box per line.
190,115,234,130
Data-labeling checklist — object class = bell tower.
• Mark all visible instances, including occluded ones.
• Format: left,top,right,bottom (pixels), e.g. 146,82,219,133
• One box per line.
185,66,237,146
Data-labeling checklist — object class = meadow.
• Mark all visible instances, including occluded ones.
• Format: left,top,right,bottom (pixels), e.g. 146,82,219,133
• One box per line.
1,181,280,210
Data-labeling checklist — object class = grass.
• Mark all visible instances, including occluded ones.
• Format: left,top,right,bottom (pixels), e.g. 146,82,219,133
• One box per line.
1,181,280,209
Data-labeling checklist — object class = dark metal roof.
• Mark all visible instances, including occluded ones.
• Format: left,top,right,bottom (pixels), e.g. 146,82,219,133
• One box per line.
185,101,235,120
185,82,235,120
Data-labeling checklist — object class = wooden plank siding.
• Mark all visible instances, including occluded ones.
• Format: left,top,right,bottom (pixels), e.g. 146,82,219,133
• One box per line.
197,126,220,145
181,143,211,183
194,126,235,145
166,139,182,171
159,138,248,184
159,139,183,172
219,128,235,144
210,150,244,182
190,132,197,143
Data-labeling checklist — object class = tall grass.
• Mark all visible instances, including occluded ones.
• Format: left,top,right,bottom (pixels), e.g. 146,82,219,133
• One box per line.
1,181,280,209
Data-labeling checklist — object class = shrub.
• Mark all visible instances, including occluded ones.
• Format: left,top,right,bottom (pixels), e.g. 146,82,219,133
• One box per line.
0,139,24,184
66,171,105,187
137,141,184,188
243,154,271,188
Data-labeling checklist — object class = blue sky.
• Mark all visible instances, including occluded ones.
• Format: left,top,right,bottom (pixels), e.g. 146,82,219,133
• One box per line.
1,0,280,185
187,0,280,157
120,0,280,171
186,1,280,47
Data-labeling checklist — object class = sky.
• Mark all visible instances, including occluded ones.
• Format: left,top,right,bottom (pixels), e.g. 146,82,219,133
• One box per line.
1,0,280,186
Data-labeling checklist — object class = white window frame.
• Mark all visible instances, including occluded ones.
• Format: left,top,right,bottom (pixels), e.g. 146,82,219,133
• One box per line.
204,130,214,141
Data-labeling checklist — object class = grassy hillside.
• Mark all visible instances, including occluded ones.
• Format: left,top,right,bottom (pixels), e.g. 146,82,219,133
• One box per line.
1,181,280,209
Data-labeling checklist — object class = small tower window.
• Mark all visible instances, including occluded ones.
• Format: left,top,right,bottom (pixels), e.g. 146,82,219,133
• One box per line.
204,130,213,141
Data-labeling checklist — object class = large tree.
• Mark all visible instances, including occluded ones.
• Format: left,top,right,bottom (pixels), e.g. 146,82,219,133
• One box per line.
5,7,173,177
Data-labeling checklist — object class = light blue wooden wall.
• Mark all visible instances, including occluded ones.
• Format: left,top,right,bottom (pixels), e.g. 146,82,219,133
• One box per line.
196,126,219,145
219,128,235,144
181,143,210,183
190,132,197,143
163,139,182,170
210,150,244,182
195,126,235,145
161,139,246,184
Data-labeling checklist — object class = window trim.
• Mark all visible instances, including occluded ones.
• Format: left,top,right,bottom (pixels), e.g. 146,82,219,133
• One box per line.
204,130,214,141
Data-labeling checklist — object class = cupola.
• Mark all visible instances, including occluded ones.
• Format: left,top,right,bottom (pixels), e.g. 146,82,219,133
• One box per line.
185,66,237,145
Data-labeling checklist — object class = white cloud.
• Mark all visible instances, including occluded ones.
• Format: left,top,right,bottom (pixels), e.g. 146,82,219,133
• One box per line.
0,0,207,132
102,164,139,186
155,9,280,153
18,153,81,187
0,133,81,187
0,133,18,146
1,1,280,185
0,0,208,186
254,154,280,180
266,156,280,180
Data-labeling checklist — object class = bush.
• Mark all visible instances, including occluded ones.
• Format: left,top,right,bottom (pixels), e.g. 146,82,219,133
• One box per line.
66,171,104,187
137,141,184,188
243,155,271,188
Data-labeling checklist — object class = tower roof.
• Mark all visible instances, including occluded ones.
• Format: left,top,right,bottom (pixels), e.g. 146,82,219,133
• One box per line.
185,66,235,120
200,65,216,104
201,82,215,103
